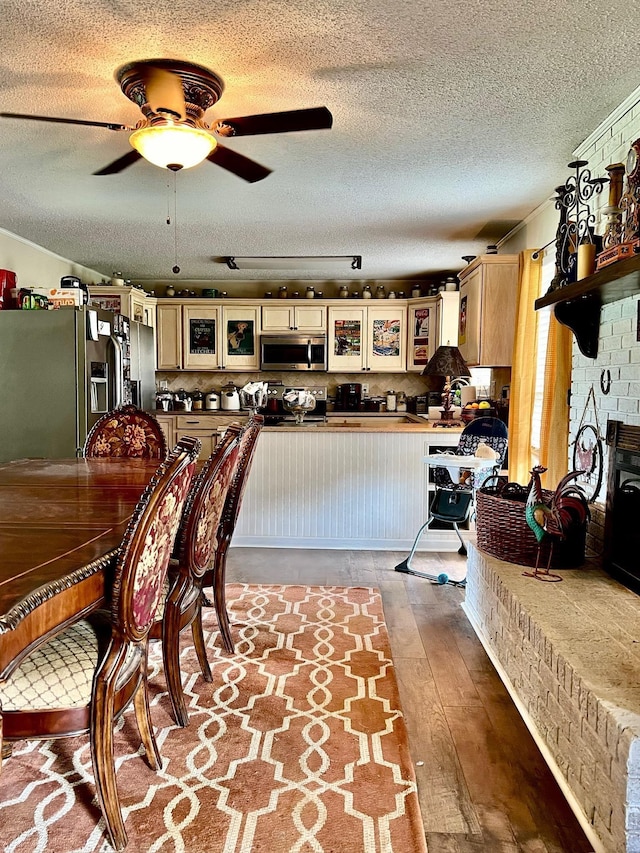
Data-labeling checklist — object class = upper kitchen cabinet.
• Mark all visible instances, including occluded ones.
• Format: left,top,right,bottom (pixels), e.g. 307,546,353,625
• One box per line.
457,254,518,366
407,292,459,372
89,285,156,329
262,303,326,332
157,303,261,371
327,305,407,372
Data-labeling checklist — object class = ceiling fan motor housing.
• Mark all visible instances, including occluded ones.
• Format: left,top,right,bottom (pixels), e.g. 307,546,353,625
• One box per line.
116,59,224,121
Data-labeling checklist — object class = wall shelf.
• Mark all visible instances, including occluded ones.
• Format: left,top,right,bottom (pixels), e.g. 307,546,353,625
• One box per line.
534,251,640,358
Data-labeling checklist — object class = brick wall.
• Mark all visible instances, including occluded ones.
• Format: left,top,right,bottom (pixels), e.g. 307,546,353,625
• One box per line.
569,96,640,553
465,544,640,853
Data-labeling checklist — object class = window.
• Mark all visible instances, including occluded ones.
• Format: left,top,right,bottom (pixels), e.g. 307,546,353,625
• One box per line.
530,251,555,461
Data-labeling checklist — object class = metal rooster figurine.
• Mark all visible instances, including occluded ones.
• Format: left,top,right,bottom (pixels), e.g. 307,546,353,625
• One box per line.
523,466,590,581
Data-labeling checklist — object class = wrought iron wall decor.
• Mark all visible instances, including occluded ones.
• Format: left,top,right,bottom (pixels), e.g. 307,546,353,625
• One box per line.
547,160,607,294
571,385,604,502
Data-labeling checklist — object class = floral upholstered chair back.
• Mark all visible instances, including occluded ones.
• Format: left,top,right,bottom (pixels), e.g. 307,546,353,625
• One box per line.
84,404,167,459
177,426,241,580
111,436,200,640
220,415,264,537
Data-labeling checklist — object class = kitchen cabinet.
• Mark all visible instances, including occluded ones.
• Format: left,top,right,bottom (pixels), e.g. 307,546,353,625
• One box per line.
153,412,247,461
156,302,261,371
327,305,407,372
262,303,326,331
407,292,459,372
154,413,175,449
89,285,156,329
173,413,247,460
457,254,518,366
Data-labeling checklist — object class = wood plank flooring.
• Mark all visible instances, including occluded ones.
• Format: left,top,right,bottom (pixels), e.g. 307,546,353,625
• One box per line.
225,547,594,853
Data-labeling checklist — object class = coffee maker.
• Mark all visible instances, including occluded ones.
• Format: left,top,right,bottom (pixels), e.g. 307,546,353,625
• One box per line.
336,383,362,411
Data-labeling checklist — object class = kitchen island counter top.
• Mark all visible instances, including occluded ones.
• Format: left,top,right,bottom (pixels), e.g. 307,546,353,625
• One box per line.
265,417,464,432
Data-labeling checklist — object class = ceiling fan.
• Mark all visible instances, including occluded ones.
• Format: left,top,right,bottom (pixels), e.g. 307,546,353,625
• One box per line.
0,58,333,182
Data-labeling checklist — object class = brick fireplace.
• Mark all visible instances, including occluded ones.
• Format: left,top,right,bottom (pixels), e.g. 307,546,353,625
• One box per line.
464,543,640,853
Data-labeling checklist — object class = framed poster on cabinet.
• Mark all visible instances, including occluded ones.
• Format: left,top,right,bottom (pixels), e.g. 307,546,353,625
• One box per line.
189,318,216,355
334,318,362,356
371,317,401,357
459,295,468,346
226,318,255,356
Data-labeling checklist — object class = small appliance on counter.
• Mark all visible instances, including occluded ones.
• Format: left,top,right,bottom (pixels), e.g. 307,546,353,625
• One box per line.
336,383,362,411
220,381,241,411
205,390,220,410
156,390,173,411
173,388,193,411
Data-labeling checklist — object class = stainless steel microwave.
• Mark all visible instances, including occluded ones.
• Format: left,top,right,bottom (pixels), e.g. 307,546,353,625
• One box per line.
260,334,327,371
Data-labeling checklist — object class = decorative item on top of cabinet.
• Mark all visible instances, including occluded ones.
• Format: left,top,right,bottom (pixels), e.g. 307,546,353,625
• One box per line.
327,305,406,372
457,254,518,367
156,304,260,370
262,303,326,332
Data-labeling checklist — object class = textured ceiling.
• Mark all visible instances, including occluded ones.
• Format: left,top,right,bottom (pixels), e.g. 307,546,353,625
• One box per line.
1,0,639,284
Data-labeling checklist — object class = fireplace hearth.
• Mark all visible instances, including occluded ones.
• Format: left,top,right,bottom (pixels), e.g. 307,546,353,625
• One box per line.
604,420,640,593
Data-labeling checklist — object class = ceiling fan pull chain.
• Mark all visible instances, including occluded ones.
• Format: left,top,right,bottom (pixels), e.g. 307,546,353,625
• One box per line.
172,172,180,274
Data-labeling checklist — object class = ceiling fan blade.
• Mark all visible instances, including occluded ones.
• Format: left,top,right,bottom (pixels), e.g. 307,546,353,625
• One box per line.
214,106,333,137
0,111,128,131
142,66,186,122
207,144,272,182
93,150,142,176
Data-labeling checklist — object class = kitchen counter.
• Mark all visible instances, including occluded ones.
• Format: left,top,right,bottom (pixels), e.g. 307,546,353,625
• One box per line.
267,419,464,431
152,409,465,433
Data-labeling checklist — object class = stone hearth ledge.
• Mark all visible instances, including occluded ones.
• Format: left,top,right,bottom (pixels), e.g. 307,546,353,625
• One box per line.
463,542,640,853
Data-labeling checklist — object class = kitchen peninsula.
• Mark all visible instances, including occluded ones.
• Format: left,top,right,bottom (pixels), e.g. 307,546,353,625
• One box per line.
156,410,466,551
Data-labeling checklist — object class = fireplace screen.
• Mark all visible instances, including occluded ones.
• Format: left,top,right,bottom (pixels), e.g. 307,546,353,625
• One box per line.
604,421,640,593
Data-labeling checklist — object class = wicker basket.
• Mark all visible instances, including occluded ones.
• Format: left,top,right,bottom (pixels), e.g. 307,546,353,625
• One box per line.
475,477,587,569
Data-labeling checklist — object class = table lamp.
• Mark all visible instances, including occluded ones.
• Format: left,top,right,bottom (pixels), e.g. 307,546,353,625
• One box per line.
422,345,471,420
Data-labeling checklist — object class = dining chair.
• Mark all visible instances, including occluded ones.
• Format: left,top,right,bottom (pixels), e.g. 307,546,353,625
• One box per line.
83,403,167,459
205,414,264,653
149,424,242,727
0,436,200,851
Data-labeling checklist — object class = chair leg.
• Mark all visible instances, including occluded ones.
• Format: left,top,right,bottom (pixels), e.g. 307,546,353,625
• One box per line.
91,667,127,852
162,603,190,728
192,600,212,682
213,542,234,653
133,660,161,771
452,522,467,556
394,517,434,574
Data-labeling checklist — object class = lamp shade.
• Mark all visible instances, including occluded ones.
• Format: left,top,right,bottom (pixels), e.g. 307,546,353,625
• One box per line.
129,123,216,170
422,345,471,378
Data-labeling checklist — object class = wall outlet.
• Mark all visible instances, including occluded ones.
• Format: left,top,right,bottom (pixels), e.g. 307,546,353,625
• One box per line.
362,383,369,396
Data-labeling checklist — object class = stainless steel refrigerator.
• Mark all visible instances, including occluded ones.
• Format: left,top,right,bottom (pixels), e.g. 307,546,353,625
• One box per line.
0,306,156,463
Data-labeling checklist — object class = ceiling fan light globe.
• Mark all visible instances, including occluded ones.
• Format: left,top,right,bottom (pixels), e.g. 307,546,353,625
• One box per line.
129,124,216,170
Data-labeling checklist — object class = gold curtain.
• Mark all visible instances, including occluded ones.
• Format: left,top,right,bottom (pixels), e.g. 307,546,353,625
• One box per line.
507,250,541,483
539,313,573,486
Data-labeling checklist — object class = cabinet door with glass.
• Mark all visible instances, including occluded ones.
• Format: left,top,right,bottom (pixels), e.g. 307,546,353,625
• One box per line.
407,298,436,372
221,306,260,370
366,305,406,372
182,306,220,370
327,307,367,371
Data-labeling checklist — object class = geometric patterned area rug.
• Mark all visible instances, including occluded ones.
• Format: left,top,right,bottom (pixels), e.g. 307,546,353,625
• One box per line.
0,584,428,853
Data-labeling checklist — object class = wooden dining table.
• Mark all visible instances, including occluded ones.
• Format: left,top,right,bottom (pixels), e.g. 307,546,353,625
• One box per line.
0,457,161,682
